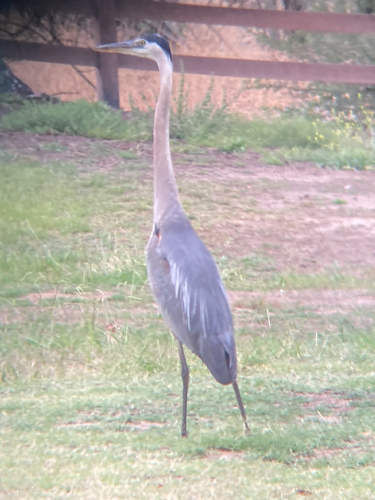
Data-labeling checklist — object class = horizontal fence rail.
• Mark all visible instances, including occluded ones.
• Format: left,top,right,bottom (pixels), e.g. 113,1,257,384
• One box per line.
26,0,375,35
2,0,375,107
119,1,375,35
2,39,375,85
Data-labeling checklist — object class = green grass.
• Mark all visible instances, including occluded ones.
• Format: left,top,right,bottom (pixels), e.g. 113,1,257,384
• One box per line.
1,93,374,170
0,158,150,296
0,99,152,141
1,375,375,498
0,120,375,497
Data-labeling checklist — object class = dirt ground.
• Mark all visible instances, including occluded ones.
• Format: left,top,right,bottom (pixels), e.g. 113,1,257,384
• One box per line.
2,129,375,304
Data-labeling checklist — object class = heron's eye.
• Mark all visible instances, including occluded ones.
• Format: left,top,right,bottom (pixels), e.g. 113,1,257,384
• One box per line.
139,40,146,46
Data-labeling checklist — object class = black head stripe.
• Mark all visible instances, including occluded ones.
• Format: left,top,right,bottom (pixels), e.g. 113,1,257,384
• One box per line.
143,33,172,62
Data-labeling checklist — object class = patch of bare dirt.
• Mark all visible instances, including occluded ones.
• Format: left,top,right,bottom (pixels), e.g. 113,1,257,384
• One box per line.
0,130,142,166
312,448,344,459
59,420,166,430
56,407,166,431
296,390,355,416
191,153,375,275
204,448,246,462
310,438,375,461
24,290,113,305
230,289,375,313
124,420,166,430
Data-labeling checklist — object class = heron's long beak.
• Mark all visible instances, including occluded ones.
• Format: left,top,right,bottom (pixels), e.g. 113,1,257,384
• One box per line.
95,40,135,53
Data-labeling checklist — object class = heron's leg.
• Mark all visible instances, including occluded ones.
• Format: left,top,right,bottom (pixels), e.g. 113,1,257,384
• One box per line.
177,340,189,438
232,380,250,434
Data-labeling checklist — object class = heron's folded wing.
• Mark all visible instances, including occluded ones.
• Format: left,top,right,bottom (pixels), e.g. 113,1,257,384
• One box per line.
159,230,237,383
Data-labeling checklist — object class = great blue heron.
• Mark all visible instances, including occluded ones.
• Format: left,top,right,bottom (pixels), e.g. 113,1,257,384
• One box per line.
96,34,249,437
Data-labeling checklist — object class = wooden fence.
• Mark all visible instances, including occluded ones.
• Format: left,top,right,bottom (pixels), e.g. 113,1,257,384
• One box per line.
1,0,375,108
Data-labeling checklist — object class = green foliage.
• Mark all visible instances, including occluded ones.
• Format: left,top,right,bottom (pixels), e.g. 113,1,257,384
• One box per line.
355,0,375,13
0,92,27,105
0,99,151,140
280,144,375,169
170,76,237,143
1,86,374,170
169,78,374,169
259,0,375,66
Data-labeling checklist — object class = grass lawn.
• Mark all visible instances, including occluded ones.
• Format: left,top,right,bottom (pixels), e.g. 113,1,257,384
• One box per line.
0,126,374,499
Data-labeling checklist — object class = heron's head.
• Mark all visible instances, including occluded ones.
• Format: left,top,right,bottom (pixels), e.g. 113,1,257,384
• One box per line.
95,33,172,64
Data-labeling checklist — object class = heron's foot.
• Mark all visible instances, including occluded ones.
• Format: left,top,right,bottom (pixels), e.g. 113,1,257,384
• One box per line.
243,420,251,435
181,428,188,438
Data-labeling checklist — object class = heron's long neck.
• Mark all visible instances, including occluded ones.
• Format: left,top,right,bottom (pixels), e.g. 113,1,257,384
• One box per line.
153,56,180,222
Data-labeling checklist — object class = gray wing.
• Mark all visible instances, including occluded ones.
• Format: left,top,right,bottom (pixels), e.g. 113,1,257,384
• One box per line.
147,221,237,385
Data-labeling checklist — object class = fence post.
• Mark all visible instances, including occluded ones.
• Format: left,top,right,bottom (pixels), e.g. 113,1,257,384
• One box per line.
94,0,119,108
